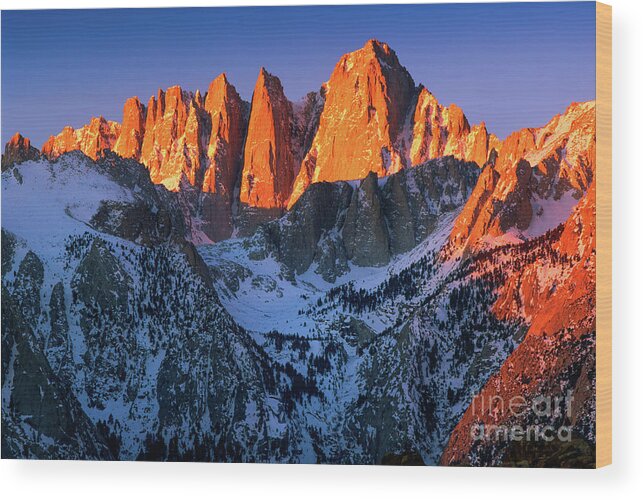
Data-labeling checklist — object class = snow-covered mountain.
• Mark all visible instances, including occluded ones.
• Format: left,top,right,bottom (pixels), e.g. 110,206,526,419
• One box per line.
0,152,506,463
1,154,288,460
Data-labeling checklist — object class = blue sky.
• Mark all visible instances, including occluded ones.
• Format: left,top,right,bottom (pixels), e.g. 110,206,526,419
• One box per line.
2,3,595,147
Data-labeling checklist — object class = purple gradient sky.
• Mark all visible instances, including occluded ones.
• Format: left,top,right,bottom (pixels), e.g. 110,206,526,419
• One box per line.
2,3,596,147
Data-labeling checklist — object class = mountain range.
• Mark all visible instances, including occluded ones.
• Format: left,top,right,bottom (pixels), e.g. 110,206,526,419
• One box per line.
1,40,596,466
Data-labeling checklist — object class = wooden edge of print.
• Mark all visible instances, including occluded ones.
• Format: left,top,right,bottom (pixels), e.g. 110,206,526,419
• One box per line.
596,1,612,469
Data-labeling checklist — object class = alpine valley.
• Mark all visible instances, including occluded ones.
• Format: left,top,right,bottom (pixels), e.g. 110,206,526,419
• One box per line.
1,40,596,466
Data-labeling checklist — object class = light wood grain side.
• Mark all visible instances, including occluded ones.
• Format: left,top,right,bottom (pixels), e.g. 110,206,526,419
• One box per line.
596,1,612,469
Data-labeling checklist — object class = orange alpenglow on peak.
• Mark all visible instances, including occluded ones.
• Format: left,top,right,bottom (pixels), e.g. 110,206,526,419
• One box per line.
287,39,498,208
139,85,204,190
113,97,146,159
446,100,596,256
34,73,248,210
409,87,498,170
31,39,501,212
204,73,233,114
288,39,415,208
198,72,248,240
194,89,204,108
6,132,31,150
42,116,121,161
18,39,589,247
202,72,246,198
1,132,40,169
240,67,299,209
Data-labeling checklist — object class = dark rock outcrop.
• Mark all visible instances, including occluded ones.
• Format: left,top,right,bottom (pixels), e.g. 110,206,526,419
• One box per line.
12,251,44,326
1,286,112,460
88,153,187,246
259,181,353,281
343,172,390,267
258,156,480,281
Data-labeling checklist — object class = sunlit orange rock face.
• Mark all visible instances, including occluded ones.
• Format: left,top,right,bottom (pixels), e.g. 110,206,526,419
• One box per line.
447,161,501,250
139,86,206,190
42,117,121,161
289,39,415,207
410,88,499,168
130,76,248,240
37,73,249,241
22,41,596,251
131,76,247,198
288,40,496,208
1,133,40,170
200,74,247,240
202,73,246,197
490,182,595,325
446,101,596,255
240,68,299,209
439,106,597,464
113,97,146,159
41,126,78,158
34,39,501,216
441,183,596,466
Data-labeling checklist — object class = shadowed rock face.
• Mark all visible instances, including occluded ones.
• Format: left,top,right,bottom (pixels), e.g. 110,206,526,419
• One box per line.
1,229,16,278
47,281,71,375
71,239,135,409
1,285,112,460
257,156,480,281
342,172,391,267
91,199,176,246
11,251,44,326
261,181,354,280
87,153,187,247
73,240,131,315
1,232,284,462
